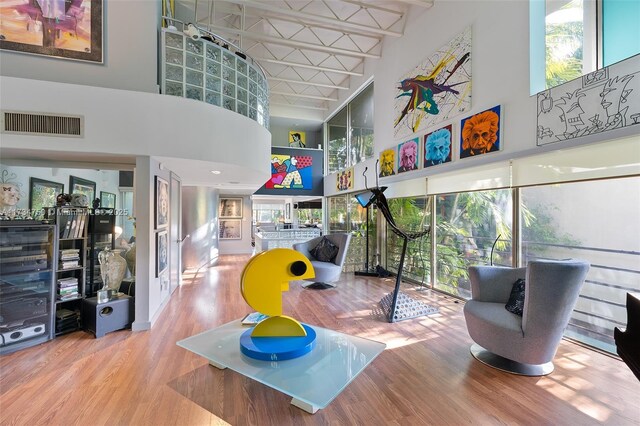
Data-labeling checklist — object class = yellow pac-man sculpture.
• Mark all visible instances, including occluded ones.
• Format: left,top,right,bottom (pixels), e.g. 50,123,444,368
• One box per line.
240,248,315,337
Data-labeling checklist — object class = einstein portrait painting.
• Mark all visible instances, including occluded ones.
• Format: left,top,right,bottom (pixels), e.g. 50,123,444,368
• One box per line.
397,138,419,173
460,105,501,159
424,124,453,167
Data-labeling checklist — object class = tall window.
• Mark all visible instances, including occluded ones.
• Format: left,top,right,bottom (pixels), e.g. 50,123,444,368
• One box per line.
530,0,640,93
326,82,374,174
327,108,348,174
434,189,513,298
385,197,431,285
349,84,374,166
520,176,640,353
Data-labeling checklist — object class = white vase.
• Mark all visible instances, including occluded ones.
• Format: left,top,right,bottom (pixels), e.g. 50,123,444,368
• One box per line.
98,248,127,293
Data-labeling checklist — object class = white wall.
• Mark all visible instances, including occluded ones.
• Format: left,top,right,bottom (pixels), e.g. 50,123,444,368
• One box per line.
182,186,220,269
132,156,173,330
0,0,160,94
218,195,253,255
323,1,638,197
0,77,272,186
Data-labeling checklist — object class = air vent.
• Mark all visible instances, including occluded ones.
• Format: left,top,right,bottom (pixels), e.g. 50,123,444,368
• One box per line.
1,111,84,137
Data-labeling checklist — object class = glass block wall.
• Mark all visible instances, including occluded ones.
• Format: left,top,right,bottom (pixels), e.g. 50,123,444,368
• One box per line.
161,28,270,130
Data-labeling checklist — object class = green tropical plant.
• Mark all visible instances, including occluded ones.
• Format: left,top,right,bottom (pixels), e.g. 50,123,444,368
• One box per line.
545,6,584,88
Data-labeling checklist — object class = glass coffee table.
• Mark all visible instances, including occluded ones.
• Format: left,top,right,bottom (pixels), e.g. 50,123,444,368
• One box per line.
177,319,386,414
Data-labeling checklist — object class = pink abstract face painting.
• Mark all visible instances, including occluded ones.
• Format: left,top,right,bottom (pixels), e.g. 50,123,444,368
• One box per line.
398,139,418,172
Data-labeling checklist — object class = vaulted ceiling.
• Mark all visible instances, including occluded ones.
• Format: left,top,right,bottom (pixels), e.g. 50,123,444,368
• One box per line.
174,0,433,116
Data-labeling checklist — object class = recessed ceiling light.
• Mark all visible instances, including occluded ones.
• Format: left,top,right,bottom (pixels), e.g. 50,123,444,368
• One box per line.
211,170,221,174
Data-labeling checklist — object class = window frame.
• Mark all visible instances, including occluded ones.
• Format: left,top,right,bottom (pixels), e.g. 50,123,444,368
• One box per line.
325,81,374,175
530,0,638,94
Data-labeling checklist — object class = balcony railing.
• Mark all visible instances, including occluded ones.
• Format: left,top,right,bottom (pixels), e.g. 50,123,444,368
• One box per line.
160,23,270,129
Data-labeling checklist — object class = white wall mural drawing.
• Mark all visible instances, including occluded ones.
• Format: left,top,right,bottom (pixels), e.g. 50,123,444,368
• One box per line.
537,54,639,146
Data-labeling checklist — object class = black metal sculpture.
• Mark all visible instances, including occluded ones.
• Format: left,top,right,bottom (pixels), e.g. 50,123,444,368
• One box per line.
355,162,433,323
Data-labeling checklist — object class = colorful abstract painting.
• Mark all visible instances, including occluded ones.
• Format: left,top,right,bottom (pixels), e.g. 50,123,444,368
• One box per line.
0,0,103,63
424,124,453,167
267,154,313,190
336,167,354,191
460,105,501,159
379,148,396,177
394,26,472,140
536,55,640,146
398,138,420,173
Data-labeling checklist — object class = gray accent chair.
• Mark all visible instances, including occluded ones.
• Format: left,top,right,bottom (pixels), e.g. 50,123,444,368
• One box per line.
292,233,352,289
463,259,590,376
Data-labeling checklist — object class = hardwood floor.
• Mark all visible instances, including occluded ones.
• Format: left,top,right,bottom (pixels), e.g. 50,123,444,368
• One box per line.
1,254,638,425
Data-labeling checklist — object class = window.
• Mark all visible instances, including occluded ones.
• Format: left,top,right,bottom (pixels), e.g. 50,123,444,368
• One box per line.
349,84,374,166
434,189,513,298
521,176,640,353
296,207,322,226
530,0,640,93
374,176,637,354
252,203,283,224
384,197,431,286
326,82,374,174
327,108,348,174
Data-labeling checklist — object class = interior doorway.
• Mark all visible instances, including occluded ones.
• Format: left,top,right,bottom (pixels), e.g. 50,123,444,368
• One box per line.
170,172,182,293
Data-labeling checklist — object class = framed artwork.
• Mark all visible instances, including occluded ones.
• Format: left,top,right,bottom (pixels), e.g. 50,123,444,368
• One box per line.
219,198,242,218
29,177,63,211
155,176,169,229
397,138,420,173
394,26,472,139
289,131,306,147
336,167,354,191
156,230,168,277
100,191,116,208
379,148,396,177
219,219,242,240
0,0,104,63
266,154,313,190
69,176,96,202
424,124,453,167
460,105,502,159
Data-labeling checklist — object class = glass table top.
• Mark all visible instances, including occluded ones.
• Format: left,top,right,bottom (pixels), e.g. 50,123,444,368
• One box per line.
177,319,386,412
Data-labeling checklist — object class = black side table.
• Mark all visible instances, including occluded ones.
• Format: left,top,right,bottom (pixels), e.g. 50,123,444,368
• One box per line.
82,295,133,338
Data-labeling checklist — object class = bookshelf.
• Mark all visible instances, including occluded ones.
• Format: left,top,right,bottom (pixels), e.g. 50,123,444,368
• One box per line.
46,207,88,336
0,222,56,354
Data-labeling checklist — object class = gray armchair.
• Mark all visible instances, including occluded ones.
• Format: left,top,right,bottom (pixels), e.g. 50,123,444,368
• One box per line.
292,233,352,289
463,259,590,375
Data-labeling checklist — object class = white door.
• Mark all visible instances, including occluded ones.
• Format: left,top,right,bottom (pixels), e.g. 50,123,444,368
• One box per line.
170,173,182,293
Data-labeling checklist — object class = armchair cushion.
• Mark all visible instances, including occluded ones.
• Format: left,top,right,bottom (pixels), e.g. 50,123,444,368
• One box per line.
310,236,339,263
505,278,526,317
469,266,526,303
